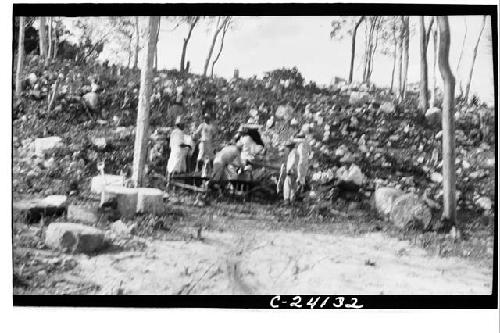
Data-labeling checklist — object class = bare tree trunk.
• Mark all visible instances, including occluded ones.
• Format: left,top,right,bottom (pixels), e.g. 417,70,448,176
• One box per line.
15,16,25,97
419,16,429,111
464,15,486,102
210,19,230,78
390,29,397,92
437,16,457,229
401,16,410,98
154,17,160,71
395,27,403,99
132,16,159,187
203,17,227,77
127,37,132,68
455,16,467,94
39,17,47,59
133,16,140,70
430,22,437,107
348,16,364,84
180,18,199,73
46,17,53,65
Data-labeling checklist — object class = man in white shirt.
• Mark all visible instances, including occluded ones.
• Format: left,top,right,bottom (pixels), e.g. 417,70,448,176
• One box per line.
211,143,243,182
277,141,298,204
195,113,216,174
167,116,191,179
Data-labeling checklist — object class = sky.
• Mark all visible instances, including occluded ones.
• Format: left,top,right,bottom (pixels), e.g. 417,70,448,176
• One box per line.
58,16,494,105
153,16,494,105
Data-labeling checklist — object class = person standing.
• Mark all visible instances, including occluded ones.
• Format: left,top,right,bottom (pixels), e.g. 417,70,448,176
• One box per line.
195,113,217,175
277,141,299,205
167,116,190,183
295,129,311,194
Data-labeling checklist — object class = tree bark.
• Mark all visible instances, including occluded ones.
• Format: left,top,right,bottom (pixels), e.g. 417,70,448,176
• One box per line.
203,17,227,77
133,16,140,70
464,15,486,102
348,16,364,84
132,16,159,187
418,16,429,111
39,17,47,59
46,17,53,65
15,16,25,97
395,26,403,99
210,18,230,78
180,18,199,73
390,28,397,92
430,22,437,107
437,16,457,228
154,17,160,71
401,16,410,98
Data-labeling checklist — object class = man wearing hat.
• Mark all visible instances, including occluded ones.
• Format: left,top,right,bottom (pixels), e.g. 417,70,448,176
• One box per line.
167,116,191,180
195,113,217,175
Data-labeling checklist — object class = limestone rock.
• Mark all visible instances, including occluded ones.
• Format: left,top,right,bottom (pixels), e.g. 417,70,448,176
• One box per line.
45,222,106,254
390,194,432,230
102,186,138,219
34,137,63,156
380,102,395,113
373,187,404,216
425,107,441,125
83,91,99,110
90,174,125,194
136,188,165,215
67,205,100,224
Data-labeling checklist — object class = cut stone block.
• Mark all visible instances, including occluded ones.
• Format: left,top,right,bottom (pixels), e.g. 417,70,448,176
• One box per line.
34,137,63,156
13,195,67,224
90,174,124,194
136,188,165,215
45,222,106,254
67,204,100,224
102,186,138,219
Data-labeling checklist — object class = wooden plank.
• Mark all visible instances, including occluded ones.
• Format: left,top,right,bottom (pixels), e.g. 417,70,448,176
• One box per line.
171,181,207,193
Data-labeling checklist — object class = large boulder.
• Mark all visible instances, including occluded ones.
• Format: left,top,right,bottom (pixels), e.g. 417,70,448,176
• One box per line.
373,187,404,216
275,105,293,120
336,164,365,186
45,222,106,254
390,194,432,230
380,102,395,113
14,195,67,224
349,91,370,106
90,174,125,194
83,91,99,110
67,204,100,224
102,186,138,219
34,137,63,156
425,107,441,125
136,188,165,215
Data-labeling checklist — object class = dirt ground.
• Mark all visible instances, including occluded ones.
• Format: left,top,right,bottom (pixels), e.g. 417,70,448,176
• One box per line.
13,198,494,295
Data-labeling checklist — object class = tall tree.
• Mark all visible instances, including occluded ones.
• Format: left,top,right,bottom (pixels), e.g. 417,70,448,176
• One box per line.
394,22,403,99
132,16,160,187
180,16,200,73
46,17,53,65
39,17,47,58
418,16,432,111
133,16,140,69
203,16,231,77
401,16,410,97
210,17,232,78
464,15,487,102
15,16,25,97
330,16,366,83
455,16,467,96
437,16,457,229
154,17,161,70
430,20,438,107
